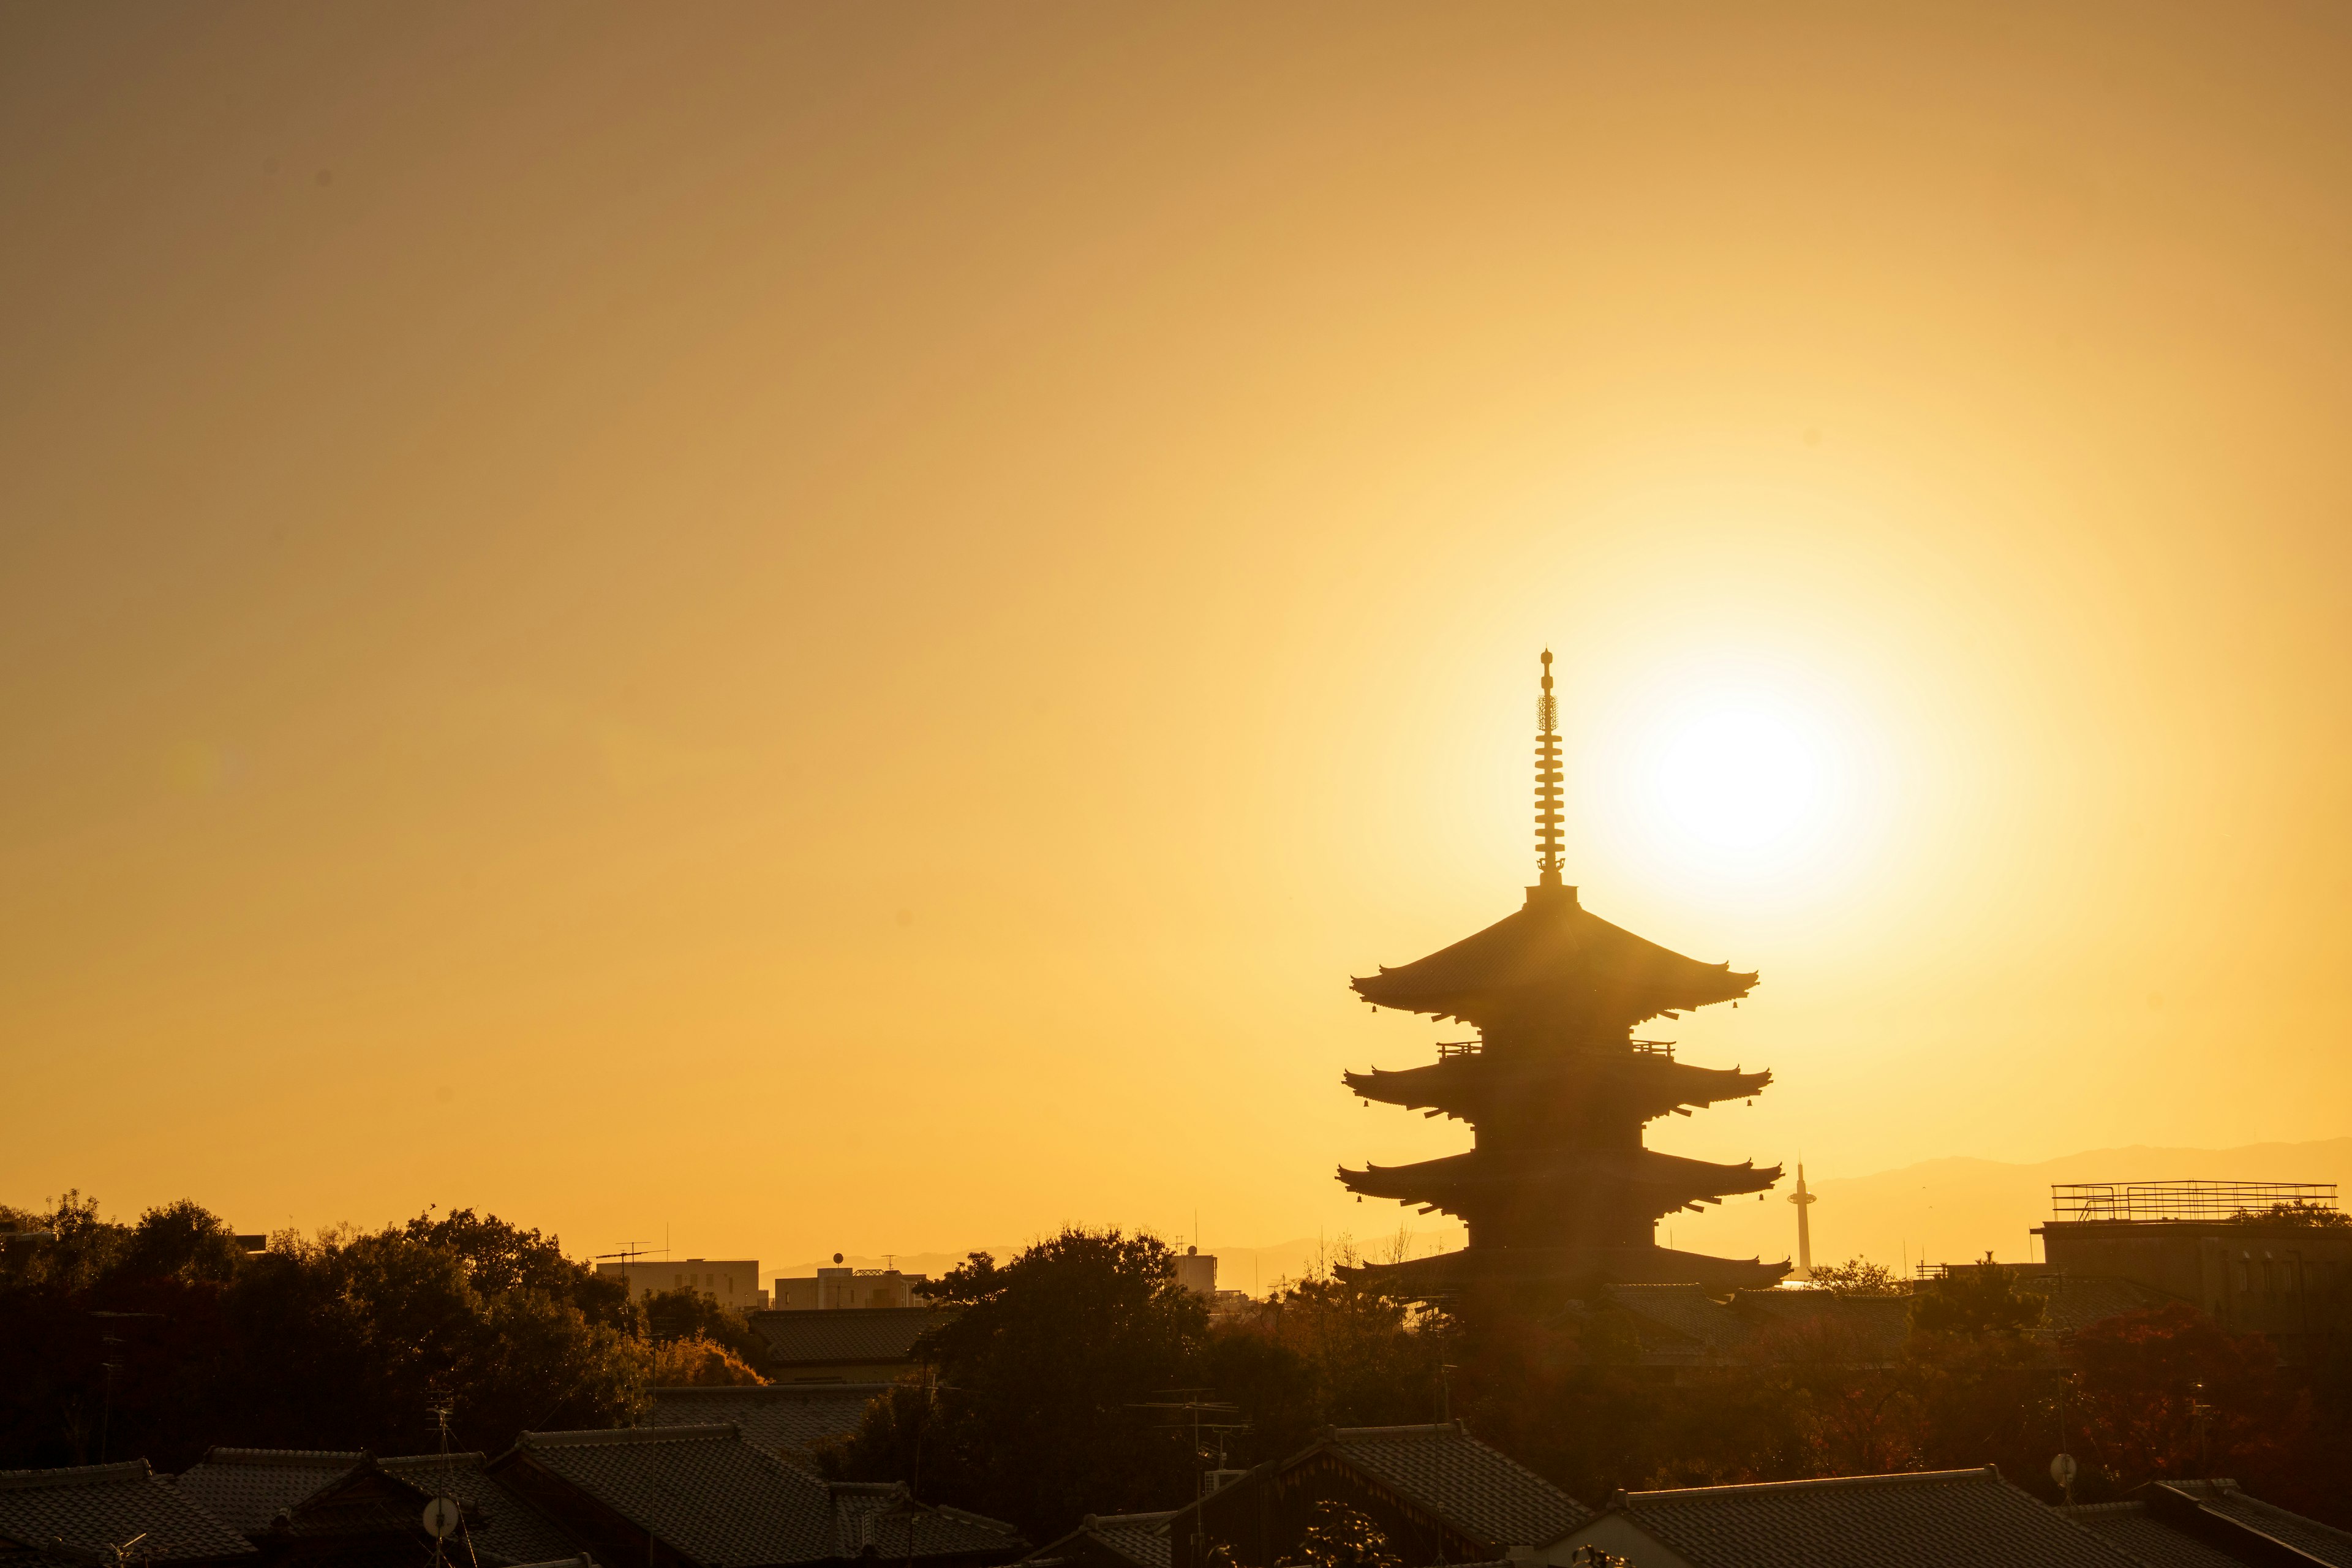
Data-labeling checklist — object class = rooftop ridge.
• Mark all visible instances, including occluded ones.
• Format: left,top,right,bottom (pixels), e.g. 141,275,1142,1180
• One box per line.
523,1424,739,1449
379,1454,489,1470
1081,1512,1177,1528
190,1449,364,1467
1620,1466,1994,1506
0,1461,154,1491
651,1384,895,1399
1330,1423,1461,1440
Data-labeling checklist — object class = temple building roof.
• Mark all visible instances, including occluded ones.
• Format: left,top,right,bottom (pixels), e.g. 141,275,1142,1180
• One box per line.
1349,883,1756,1030
1342,1053,1770,1120
1339,1147,1782,1212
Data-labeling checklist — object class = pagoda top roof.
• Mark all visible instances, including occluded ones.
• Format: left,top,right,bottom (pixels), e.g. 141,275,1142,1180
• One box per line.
1350,881,1757,1027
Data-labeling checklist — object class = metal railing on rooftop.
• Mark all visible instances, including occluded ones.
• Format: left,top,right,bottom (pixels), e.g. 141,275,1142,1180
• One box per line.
2050,1181,2339,1223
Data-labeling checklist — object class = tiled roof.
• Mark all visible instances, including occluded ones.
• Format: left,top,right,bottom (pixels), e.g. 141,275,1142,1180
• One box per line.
2078,1480,2352,1568
1327,1425,1589,1547
1599,1285,1738,1355
172,1449,576,1568
516,1427,833,1566
512,1425,1020,1566
377,1456,581,1566
1599,1467,2133,1568
750,1309,951,1368
0,1462,254,1563
2062,1502,2245,1568
2182,1481,2352,1564
647,1385,890,1468
1082,1513,1172,1568
1019,1512,1174,1568
171,1451,364,1534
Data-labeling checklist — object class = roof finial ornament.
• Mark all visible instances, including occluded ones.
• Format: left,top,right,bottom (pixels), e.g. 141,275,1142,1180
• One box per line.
1536,650,1564,888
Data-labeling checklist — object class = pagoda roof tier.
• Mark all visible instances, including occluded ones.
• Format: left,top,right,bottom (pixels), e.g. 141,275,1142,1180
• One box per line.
1349,883,1756,1029
1343,1053,1771,1120
1338,1147,1782,1213
1335,1242,1789,1298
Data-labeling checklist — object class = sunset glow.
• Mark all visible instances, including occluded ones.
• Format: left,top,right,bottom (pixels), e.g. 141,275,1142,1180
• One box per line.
3,4,2349,1286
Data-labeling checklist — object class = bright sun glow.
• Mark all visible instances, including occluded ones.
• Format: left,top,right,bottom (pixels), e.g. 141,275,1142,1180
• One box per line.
1651,707,1824,853
1582,654,1888,897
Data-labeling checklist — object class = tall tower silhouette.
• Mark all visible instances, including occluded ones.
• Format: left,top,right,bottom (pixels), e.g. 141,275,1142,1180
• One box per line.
1789,1163,1817,1282
1338,653,1788,1297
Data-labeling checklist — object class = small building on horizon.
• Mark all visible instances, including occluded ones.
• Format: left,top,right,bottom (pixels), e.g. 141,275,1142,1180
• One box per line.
598,1257,767,1313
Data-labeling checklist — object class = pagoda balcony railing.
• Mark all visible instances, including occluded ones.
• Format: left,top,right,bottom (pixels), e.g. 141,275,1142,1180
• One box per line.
2050,1181,2340,1223
1631,1039,1676,1060
1434,1039,1482,1058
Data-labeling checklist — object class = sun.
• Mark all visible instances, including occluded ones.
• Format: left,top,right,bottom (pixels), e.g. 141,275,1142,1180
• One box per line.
1584,657,1879,892
1651,706,1825,854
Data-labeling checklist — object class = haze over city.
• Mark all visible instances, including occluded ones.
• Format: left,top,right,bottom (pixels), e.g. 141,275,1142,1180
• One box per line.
7,4,2351,1283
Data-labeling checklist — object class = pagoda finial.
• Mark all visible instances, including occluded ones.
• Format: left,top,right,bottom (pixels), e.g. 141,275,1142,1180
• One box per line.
1535,650,1564,886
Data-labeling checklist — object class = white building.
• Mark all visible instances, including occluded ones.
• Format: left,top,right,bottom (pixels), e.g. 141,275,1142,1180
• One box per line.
597,1257,766,1312
770,1263,930,1310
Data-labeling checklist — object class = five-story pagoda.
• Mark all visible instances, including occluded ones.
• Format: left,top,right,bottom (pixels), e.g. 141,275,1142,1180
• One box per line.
1338,653,1789,1297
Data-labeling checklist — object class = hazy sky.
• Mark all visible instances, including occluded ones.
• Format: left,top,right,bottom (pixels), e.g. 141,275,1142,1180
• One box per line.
6,4,2350,1278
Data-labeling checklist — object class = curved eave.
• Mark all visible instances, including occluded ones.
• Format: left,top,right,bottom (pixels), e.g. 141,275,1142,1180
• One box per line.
1348,886,1758,1025
1336,1150,1784,1206
1341,1060,1774,1114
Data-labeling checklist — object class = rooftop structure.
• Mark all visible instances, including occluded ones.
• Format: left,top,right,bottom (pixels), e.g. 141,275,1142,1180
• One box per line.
748,1306,952,1382
1020,1512,1174,1568
771,1267,929,1312
488,1424,1024,1568
646,1385,894,1470
1164,1422,1589,1568
2051,1181,2339,1224
1542,1465,2136,1568
2064,1479,2352,1568
1336,654,1784,1298
2034,1181,2352,1365
0,1460,254,1568
173,1447,578,1566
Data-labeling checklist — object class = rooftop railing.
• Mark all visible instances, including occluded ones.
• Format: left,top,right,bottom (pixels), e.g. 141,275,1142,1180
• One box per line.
2050,1181,2340,1223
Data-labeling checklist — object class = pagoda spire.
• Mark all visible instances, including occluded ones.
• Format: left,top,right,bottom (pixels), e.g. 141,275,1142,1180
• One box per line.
1536,650,1565,888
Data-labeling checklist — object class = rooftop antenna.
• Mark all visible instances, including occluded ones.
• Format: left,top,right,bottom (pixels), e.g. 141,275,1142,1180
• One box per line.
1536,651,1564,888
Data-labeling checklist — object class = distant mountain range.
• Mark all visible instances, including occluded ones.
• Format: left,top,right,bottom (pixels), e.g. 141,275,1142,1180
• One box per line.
782,1138,2351,1297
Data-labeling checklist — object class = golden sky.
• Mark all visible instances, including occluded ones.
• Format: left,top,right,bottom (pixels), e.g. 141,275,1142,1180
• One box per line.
5,4,2350,1276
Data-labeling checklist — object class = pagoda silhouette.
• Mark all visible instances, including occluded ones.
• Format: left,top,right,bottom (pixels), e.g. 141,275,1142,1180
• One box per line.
1337,652,1789,1297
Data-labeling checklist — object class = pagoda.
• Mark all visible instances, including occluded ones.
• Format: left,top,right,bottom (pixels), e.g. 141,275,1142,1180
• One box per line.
1336,652,1789,1297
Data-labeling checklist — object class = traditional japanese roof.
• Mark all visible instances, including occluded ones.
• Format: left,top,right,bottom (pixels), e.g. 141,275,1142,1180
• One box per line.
173,1448,578,1567
172,1451,365,1535
2067,1480,2352,1568
501,1425,1020,1567
1322,1425,1588,1548
647,1386,892,1470
749,1308,951,1370
1343,1053,1770,1121
1566,1466,2133,1568
1019,1512,1172,1568
1349,884,1755,1030
1340,1242,1787,1298
1338,1147,1781,1213
0,1461,253,1564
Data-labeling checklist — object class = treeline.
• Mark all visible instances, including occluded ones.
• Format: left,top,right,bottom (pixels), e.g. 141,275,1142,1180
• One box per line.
819,1234,2352,1538
0,1193,767,1469
7,1197,2350,1541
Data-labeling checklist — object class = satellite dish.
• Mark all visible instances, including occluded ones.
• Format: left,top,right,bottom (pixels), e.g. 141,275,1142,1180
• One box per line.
422,1498,462,1540
2049,1453,2078,1490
